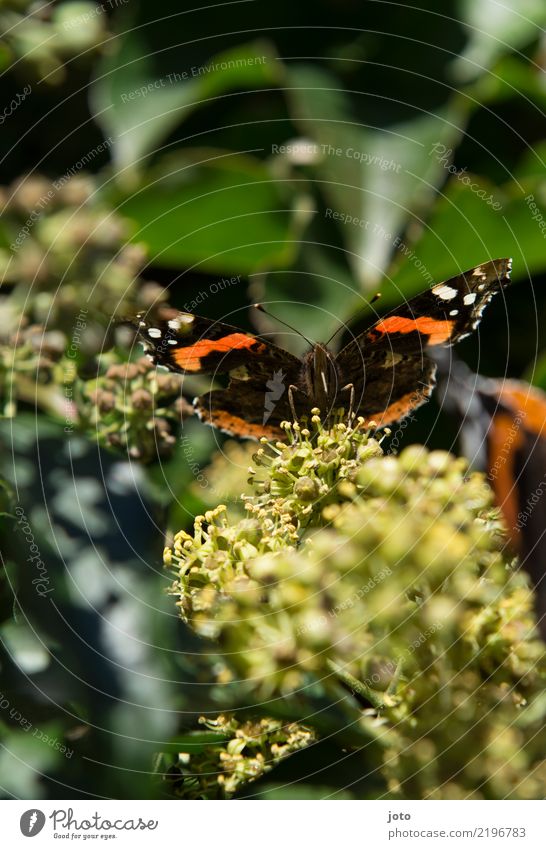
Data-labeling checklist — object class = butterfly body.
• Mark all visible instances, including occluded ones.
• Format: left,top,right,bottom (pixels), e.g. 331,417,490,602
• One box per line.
134,258,512,440
298,343,342,412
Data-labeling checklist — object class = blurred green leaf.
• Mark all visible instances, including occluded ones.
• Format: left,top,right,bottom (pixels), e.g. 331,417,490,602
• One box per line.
0,730,60,798
467,55,546,111
112,150,301,274
0,44,11,72
452,0,546,82
1,622,50,674
254,244,361,352
286,64,467,287
514,139,546,181
91,37,280,172
147,418,216,526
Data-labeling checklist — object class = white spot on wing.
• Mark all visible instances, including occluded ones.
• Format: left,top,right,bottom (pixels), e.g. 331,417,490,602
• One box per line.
148,328,162,339
449,309,458,316
432,284,457,300
463,292,477,305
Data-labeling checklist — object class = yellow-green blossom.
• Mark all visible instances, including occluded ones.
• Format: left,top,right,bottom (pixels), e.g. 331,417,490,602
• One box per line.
165,414,545,798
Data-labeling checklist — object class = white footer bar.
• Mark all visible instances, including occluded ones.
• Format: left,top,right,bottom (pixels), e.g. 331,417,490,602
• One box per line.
2,799,544,848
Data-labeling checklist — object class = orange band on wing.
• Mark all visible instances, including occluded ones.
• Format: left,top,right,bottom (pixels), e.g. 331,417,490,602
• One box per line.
375,316,455,346
497,383,546,437
172,333,262,371
366,390,428,427
487,412,525,549
207,410,281,440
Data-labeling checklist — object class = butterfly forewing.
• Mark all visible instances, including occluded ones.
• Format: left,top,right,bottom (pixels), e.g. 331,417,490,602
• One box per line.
135,310,302,438
335,258,512,426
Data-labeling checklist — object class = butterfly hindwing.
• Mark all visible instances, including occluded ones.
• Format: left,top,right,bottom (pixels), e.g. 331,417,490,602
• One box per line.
194,384,294,440
347,350,437,427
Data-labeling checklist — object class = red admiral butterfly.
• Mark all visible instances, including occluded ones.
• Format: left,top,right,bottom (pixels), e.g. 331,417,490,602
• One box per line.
134,258,512,440
437,352,546,638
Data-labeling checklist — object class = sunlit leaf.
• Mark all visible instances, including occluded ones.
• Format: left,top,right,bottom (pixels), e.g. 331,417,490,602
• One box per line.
286,65,467,288
91,37,280,172
452,0,546,82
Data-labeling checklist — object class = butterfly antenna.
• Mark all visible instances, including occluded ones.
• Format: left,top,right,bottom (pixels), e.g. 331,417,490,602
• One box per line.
324,292,382,346
253,303,314,347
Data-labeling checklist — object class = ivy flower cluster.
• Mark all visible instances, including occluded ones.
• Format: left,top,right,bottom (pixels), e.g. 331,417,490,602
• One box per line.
0,174,164,336
165,414,545,799
77,356,191,462
167,714,315,798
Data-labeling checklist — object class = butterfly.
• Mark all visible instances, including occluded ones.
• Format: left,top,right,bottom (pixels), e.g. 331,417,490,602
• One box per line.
134,258,512,441
436,349,546,638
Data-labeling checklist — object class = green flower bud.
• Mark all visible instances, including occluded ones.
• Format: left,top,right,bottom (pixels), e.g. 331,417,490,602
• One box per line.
294,475,320,502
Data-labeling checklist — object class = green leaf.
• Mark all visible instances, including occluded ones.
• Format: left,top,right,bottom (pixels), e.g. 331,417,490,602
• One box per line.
91,37,280,172
147,417,216,521
514,140,546,182
111,150,301,274
452,0,546,82
286,65,467,287
161,731,227,755
0,43,12,72
466,55,546,111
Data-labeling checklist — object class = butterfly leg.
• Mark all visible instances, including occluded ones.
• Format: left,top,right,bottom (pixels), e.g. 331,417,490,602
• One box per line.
341,383,355,421
288,384,302,422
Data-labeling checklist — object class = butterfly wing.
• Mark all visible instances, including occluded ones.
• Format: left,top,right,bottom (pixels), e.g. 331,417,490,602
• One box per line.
336,258,512,426
194,385,293,440
487,381,546,639
134,310,301,439
436,350,546,638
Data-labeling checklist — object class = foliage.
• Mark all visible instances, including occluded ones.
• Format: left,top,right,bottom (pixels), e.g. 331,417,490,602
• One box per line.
0,0,545,800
